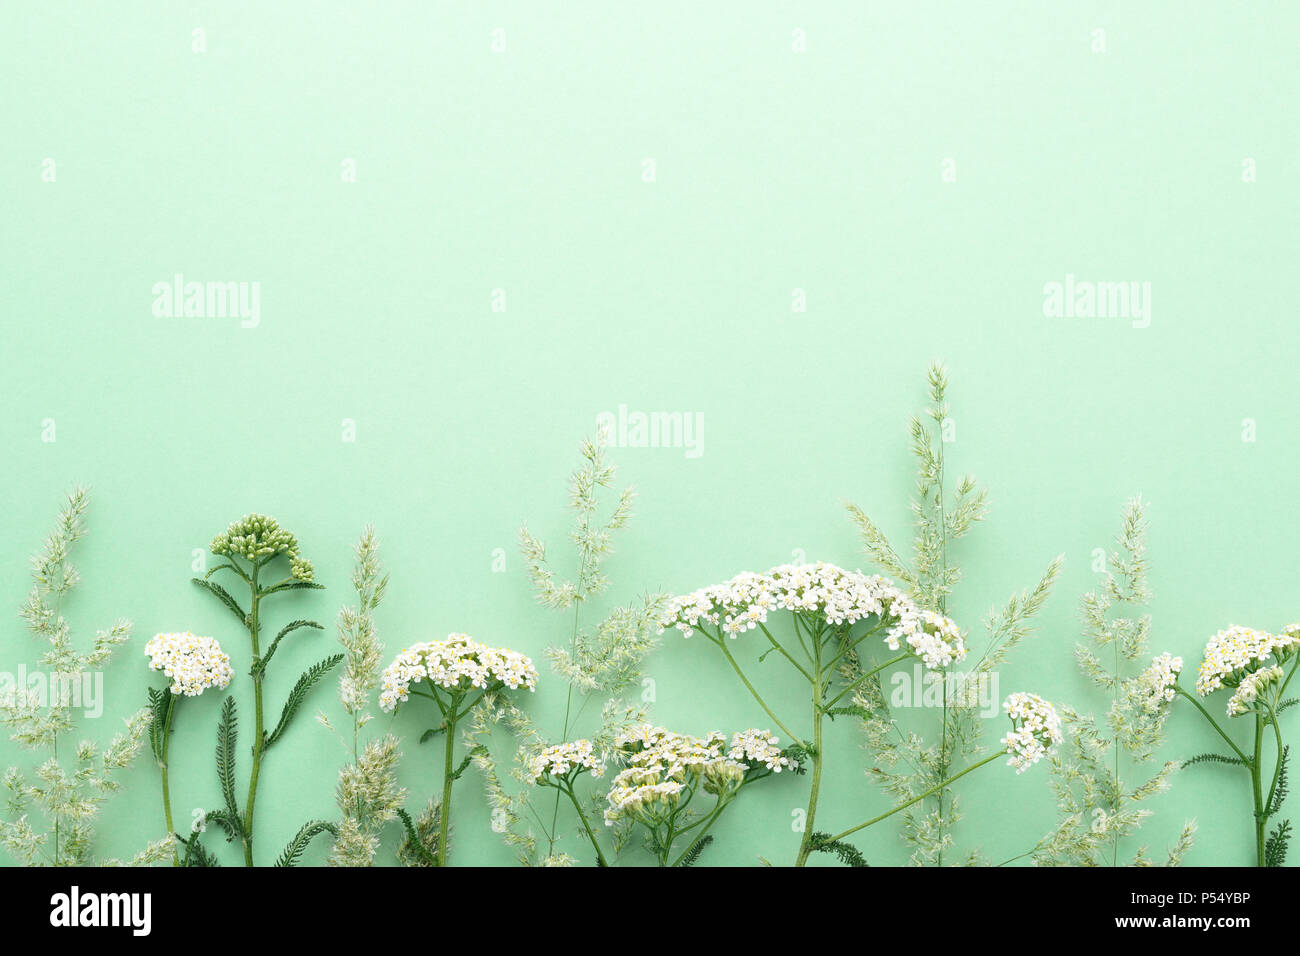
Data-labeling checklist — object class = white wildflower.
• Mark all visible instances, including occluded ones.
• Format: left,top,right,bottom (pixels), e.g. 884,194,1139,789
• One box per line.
144,632,233,697
1196,625,1300,713
379,633,538,712
1000,692,1063,773
1227,664,1285,717
727,728,794,772
527,740,606,784
1137,652,1183,711
659,562,965,669
603,724,789,824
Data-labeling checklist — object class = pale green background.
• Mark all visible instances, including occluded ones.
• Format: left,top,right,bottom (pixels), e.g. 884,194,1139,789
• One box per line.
2,2,1296,866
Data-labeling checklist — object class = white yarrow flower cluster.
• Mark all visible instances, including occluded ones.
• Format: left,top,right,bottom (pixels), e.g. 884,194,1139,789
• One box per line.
527,740,606,784
603,724,790,825
659,562,966,669
379,633,538,711
1228,664,1285,717
1000,692,1063,773
1196,624,1300,711
1137,652,1183,711
727,728,794,773
144,632,233,697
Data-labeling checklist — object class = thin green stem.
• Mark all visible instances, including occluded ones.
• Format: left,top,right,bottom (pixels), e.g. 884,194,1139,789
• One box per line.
712,631,805,748
669,796,730,867
242,560,263,867
438,706,458,867
1175,685,1251,766
823,751,1003,845
794,630,825,867
561,781,607,866
821,622,884,676
548,598,584,858
823,652,909,709
790,612,814,664
934,423,949,869
758,622,813,683
1265,699,1285,819
1253,712,1265,867
159,694,178,866
1112,630,1121,867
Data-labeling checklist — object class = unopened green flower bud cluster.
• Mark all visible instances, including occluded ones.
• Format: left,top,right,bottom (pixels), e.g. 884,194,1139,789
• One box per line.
210,513,315,581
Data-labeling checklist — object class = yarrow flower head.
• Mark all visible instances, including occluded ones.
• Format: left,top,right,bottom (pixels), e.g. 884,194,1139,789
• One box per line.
727,728,794,773
1000,692,1063,773
144,632,233,696
1196,625,1300,713
211,513,315,581
1136,652,1183,712
1228,664,1285,717
603,724,793,825
659,561,966,669
527,740,606,784
378,633,538,711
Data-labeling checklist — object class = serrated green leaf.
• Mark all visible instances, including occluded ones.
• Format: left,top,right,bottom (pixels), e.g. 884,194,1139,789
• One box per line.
274,819,336,867
1266,819,1292,867
395,807,440,866
147,686,173,763
260,580,326,597
215,696,243,832
265,654,344,748
257,619,324,674
1182,752,1247,769
192,577,248,625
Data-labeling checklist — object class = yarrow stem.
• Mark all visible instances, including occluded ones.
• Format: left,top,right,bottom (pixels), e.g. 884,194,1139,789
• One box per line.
380,634,537,865
243,561,263,867
712,629,805,747
662,562,968,866
794,624,826,867
438,696,457,868
159,694,178,866
1173,685,1250,766
1164,623,1300,865
561,780,607,866
822,691,1061,849
598,725,792,865
823,651,909,709
143,631,232,866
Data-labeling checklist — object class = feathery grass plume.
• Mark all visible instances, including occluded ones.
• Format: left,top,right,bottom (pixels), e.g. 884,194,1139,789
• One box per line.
843,362,1063,865
190,513,341,866
0,489,171,866
467,431,665,865
318,527,409,867
1031,498,1195,866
